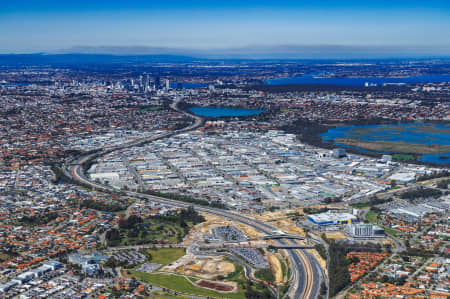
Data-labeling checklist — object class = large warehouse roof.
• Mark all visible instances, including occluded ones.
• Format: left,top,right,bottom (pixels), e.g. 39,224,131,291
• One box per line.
308,211,357,225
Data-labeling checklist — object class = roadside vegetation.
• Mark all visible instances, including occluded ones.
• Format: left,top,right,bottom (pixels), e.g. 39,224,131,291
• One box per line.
303,207,329,214
400,187,442,201
325,239,388,297
327,243,351,297
143,190,227,209
416,170,449,181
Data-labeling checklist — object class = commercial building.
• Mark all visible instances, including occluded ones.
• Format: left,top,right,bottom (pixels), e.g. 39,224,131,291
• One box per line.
307,211,357,226
332,148,347,158
0,281,18,294
381,155,392,162
68,252,108,266
388,172,416,183
345,223,385,238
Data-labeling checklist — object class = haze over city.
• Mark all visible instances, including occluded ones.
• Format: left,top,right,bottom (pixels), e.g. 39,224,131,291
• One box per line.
1,0,450,58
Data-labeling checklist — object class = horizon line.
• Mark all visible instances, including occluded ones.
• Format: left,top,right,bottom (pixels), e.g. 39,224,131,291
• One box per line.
0,44,449,59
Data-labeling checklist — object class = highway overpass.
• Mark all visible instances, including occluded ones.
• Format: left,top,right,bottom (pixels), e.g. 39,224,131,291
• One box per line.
62,98,323,299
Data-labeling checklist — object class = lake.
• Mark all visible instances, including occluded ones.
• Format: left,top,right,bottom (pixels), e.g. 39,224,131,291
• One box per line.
266,74,450,86
319,123,450,164
189,107,266,118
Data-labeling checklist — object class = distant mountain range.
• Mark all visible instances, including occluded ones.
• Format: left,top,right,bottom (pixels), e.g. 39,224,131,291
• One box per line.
0,46,449,66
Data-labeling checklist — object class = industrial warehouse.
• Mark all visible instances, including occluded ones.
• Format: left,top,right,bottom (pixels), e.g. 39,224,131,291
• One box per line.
307,211,358,226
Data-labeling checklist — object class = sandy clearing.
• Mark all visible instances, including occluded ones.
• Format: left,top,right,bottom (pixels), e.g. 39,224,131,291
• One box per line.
325,231,346,239
268,253,283,284
164,254,235,279
217,261,235,273
274,219,305,236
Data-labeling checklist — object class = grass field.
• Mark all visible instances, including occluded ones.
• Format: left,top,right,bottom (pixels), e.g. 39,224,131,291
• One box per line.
139,106,163,111
130,271,246,299
383,227,401,236
132,252,274,299
365,210,379,223
145,248,186,265
393,154,415,161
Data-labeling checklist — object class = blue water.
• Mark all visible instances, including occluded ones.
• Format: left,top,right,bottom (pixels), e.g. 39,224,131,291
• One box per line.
189,107,266,118
1,82,34,87
420,154,450,164
319,123,450,164
266,74,450,86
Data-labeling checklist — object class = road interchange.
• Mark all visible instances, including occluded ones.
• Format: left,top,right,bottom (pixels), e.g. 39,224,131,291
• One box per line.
62,100,323,299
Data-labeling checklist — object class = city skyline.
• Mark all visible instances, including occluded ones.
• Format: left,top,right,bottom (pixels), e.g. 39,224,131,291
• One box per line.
1,0,450,58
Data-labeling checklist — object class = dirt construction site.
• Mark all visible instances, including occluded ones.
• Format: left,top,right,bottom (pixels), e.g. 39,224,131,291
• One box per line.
248,209,306,236
162,254,235,279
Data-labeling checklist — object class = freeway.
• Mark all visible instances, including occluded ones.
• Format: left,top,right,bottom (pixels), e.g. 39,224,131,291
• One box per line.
62,99,321,299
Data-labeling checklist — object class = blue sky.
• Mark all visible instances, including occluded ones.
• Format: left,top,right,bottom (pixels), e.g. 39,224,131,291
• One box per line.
1,0,450,57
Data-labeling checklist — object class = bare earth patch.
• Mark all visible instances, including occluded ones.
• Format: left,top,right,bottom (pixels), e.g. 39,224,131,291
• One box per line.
196,279,237,293
268,253,283,283
324,231,347,239
163,255,235,279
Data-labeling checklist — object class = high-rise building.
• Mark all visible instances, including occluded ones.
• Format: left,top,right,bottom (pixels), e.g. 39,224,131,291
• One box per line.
165,79,170,90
